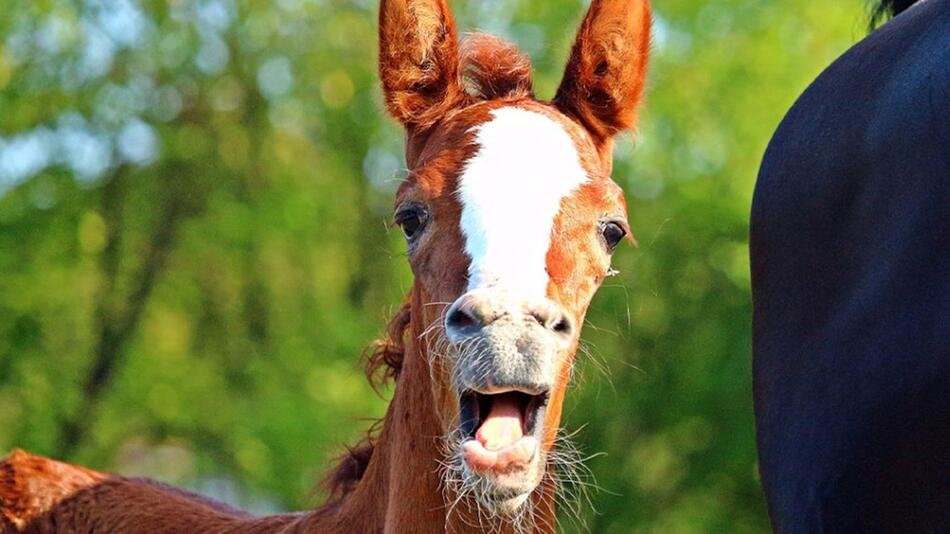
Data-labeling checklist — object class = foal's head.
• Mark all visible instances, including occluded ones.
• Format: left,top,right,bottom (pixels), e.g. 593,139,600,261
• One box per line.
378,0,650,516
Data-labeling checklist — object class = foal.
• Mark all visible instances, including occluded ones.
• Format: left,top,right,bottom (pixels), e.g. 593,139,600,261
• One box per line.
1,0,650,531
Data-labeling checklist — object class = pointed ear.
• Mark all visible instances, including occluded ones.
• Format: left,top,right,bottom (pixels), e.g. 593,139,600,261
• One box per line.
378,0,466,131
554,0,651,148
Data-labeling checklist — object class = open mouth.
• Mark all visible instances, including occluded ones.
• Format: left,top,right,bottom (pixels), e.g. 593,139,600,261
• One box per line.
458,390,549,475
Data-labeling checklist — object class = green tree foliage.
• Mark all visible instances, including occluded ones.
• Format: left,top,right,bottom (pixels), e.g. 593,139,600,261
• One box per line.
0,0,867,530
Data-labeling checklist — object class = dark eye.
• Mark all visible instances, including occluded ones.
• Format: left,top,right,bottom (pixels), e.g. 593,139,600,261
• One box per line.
394,204,428,241
601,220,627,251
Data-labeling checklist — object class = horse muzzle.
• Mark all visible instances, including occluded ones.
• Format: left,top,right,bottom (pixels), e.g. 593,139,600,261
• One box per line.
443,289,572,510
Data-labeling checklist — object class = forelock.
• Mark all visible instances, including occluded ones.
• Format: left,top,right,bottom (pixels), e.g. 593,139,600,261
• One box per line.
460,32,534,101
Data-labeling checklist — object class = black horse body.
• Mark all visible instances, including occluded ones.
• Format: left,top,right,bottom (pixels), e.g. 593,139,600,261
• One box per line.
751,0,950,531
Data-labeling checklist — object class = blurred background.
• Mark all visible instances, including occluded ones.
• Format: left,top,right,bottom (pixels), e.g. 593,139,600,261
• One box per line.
0,0,874,531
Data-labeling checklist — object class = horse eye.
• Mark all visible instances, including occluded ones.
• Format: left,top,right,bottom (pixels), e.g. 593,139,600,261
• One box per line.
601,221,626,251
395,205,428,241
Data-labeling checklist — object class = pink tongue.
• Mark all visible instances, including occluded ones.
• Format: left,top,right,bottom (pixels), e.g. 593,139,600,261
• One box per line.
475,395,525,451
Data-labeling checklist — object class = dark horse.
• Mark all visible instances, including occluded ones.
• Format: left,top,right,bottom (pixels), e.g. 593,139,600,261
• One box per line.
751,0,950,531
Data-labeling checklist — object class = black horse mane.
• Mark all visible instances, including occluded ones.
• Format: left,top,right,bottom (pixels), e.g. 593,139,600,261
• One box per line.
869,0,920,28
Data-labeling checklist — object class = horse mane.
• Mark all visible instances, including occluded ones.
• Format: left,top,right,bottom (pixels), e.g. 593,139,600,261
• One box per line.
320,427,378,504
460,32,534,100
320,298,412,502
364,297,412,390
869,0,920,29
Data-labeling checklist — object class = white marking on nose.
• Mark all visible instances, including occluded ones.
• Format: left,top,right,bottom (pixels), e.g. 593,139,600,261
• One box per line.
457,107,589,299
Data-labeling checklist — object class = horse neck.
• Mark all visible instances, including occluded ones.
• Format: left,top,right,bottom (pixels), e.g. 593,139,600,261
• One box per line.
303,287,556,533
337,290,447,531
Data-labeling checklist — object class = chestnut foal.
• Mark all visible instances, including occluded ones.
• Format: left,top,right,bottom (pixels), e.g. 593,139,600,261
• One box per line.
0,0,650,531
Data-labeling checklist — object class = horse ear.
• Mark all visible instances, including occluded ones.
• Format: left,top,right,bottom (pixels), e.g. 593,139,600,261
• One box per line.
378,0,465,131
554,0,651,149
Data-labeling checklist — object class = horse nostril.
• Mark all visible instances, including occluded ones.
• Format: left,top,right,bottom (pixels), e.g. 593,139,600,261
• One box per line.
552,316,572,336
528,305,573,337
446,297,494,333
447,307,476,330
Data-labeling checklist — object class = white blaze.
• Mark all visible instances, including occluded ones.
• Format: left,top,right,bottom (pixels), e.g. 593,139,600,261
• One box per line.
457,107,590,298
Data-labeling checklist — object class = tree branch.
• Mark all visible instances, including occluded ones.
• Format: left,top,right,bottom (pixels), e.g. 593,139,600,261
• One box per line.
57,166,189,458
